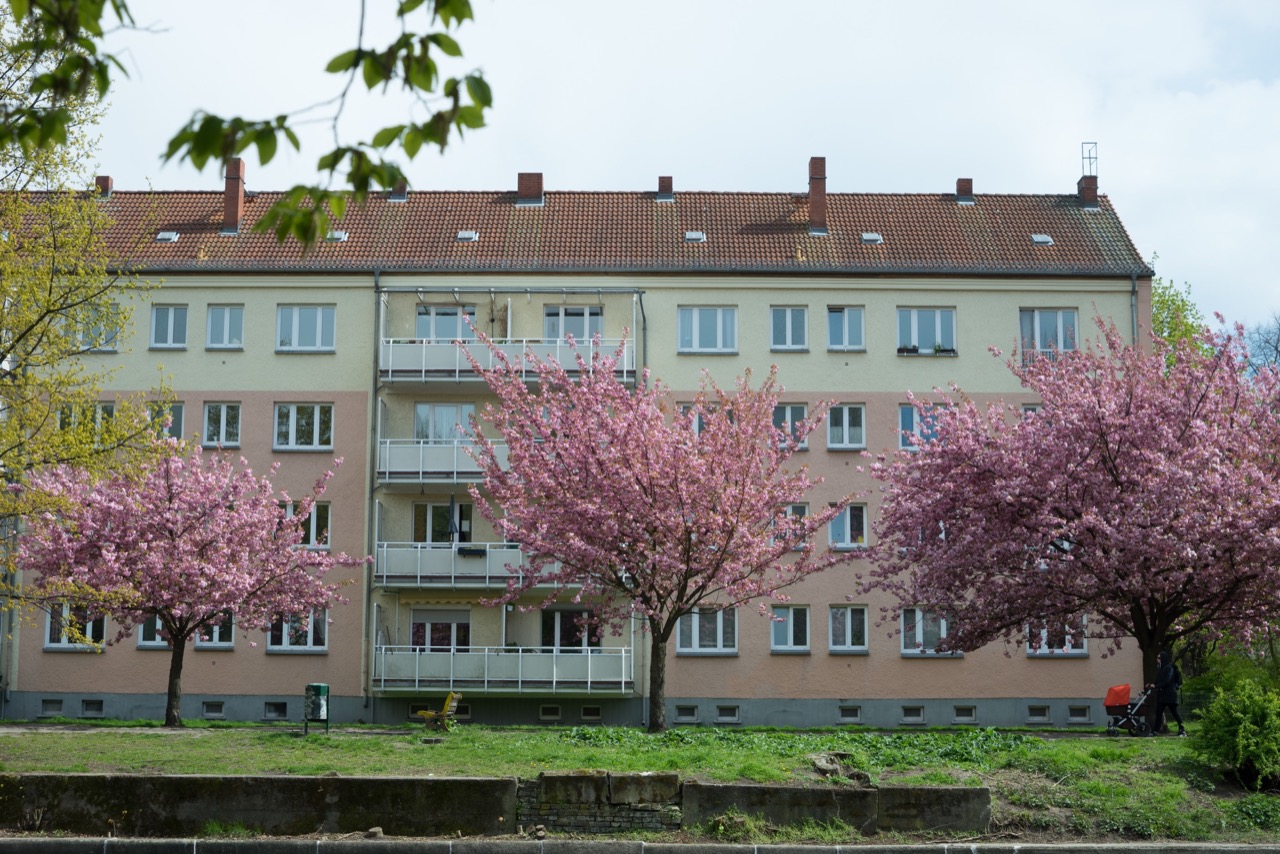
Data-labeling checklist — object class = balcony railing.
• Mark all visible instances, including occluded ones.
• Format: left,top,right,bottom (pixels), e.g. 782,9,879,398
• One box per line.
376,439,508,483
371,645,635,694
375,541,555,588
379,338,635,383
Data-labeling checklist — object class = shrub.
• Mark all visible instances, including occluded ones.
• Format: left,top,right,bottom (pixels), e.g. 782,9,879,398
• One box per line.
1191,678,1280,790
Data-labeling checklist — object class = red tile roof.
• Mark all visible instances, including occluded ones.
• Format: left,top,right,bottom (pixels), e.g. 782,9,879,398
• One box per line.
96,187,1153,278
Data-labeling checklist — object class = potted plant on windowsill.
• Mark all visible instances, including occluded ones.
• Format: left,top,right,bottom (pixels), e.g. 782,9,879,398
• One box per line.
897,345,919,355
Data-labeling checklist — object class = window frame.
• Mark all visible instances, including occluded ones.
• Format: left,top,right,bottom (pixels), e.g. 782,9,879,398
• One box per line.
829,505,868,550
544,305,603,342
148,401,184,440
901,607,956,655
284,501,332,551
677,306,738,354
770,306,808,351
827,403,866,450
829,604,869,654
274,403,334,451
45,603,105,650
414,402,476,443
676,607,737,656
267,608,328,653
150,304,189,349
773,403,808,449
203,402,242,448
137,614,169,649
827,306,865,351
80,302,120,352
896,307,956,354
899,404,941,450
1019,308,1079,358
206,304,245,350
276,305,336,353
1026,615,1088,657
417,305,477,341
196,613,235,649
770,605,810,654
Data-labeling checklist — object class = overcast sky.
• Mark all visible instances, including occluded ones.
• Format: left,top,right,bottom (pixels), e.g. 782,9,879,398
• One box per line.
96,1,1280,329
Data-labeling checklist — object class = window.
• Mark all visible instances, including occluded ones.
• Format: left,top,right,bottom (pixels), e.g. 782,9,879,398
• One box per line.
828,307,865,350
1020,309,1078,359
953,705,977,724
1067,705,1091,723
901,705,925,724
829,505,867,549
674,705,699,723
677,306,737,353
268,609,327,652
46,603,105,648
284,501,331,550
773,404,807,448
80,303,120,352
148,402,184,439
276,305,336,351
827,404,865,449
81,699,104,718
413,501,472,544
150,305,188,348
196,614,235,648
897,308,955,354
777,503,809,550
770,306,807,350
417,305,477,341
1027,615,1087,656
263,702,289,719
202,701,226,719
411,608,470,651
137,615,168,649
902,607,951,654
899,404,941,450
542,610,599,652
580,705,603,722
414,402,475,442
539,705,563,722
771,605,809,653
715,705,741,723
829,605,868,652
838,704,861,723
40,699,63,717
677,607,737,654
544,306,602,341
59,402,114,434
274,403,333,450
206,305,244,349
1026,705,1051,723
203,402,241,448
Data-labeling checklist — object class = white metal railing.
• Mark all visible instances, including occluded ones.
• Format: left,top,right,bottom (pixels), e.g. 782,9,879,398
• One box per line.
374,541,556,588
379,338,636,383
375,439,508,482
371,645,634,694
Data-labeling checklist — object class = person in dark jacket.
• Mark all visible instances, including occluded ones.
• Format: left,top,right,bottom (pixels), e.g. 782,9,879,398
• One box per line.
1148,649,1187,737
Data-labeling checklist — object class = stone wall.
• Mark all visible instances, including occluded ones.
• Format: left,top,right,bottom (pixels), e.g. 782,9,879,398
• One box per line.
517,771,682,834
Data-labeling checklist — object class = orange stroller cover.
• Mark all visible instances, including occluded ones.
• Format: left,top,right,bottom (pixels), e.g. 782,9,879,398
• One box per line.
1104,684,1130,707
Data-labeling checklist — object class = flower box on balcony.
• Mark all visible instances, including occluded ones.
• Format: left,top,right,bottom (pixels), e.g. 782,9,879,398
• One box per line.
457,546,487,558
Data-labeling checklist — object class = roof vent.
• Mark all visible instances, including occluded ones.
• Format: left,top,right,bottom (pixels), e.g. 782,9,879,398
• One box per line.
1031,233,1054,246
456,230,480,242
326,230,349,243
684,230,707,243
657,176,674,204
155,231,179,243
861,232,884,245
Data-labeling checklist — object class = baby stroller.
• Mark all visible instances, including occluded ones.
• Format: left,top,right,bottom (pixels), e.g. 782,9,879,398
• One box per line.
1104,683,1151,736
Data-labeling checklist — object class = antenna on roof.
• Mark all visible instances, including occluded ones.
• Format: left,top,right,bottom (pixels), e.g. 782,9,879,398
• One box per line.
1081,142,1098,178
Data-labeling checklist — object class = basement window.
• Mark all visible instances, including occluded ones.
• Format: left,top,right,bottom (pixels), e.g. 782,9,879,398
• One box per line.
1027,705,1051,724
454,703,472,720
684,231,707,243
901,705,925,725
1067,705,1092,724
40,699,63,717
1031,233,1054,246
953,705,977,724
674,705,699,723
580,705,603,722
202,701,225,719
155,231,179,243
81,699,104,718
263,701,288,720
860,232,884,245
538,705,562,722
456,230,480,242
838,704,861,724
715,705,741,724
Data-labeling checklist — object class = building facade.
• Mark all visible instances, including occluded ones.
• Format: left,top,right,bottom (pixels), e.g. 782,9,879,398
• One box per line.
2,158,1153,728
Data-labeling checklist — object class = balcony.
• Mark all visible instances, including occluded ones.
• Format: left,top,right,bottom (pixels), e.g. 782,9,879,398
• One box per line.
376,439,508,484
375,541,555,589
379,338,636,383
371,646,635,695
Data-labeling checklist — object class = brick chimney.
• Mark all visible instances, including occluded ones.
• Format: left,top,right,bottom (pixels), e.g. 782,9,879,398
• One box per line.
657,175,674,203
94,175,112,197
516,172,543,206
390,178,408,202
1077,174,1098,208
808,156,827,236
956,178,974,204
223,158,245,234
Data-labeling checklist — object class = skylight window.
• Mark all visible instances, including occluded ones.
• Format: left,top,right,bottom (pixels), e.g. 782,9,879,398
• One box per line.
861,232,884,245
456,230,480,242
325,230,349,243
155,231,179,243
1031,233,1054,246
684,231,707,243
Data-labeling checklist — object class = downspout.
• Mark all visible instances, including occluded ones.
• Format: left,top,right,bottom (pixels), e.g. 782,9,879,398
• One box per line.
1130,273,1139,344
637,290,649,386
364,268,383,717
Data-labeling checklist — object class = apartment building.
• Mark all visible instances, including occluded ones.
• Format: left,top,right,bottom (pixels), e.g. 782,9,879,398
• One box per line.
3,158,1152,728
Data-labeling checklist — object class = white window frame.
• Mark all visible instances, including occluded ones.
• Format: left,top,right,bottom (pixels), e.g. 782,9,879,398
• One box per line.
1026,615,1088,657
80,302,119,352
770,306,807,351
901,607,953,654
1020,308,1078,358
417,305,477,341
770,605,810,653
150,304,188,349
827,306,865,351
829,505,867,550
829,605,869,653
137,614,168,649
827,404,866,450
677,306,737,354
544,306,603,342
676,607,737,655
276,305,336,352
274,403,334,451
149,402,184,440
268,608,327,652
196,613,235,649
896,307,955,354
899,404,941,450
206,304,244,350
284,501,331,551
203,402,241,448
45,603,105,649
414,402,476,442
773,404,807,449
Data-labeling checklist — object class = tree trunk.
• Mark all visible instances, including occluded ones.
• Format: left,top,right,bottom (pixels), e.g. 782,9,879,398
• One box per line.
647,633,667,733
165,640,187,727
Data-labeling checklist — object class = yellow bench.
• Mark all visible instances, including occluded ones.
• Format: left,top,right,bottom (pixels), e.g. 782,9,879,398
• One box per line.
416,691,462,731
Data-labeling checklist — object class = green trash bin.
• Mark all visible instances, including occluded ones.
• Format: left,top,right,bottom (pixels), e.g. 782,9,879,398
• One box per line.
304,683,329,734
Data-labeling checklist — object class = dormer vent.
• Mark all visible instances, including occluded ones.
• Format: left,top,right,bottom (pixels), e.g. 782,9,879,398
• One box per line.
456,230,480,242
684,231,707,243
1031,233,1054,246
861,232,884,245
155,231,179,243
657,176,674,204
326,230,349,243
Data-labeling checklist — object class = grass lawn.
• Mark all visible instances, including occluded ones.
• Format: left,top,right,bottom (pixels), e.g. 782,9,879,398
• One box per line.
1,723,1277,843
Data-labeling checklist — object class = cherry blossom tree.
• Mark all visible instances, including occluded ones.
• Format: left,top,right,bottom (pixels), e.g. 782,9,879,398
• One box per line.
466,338,860,731
866,321,1280,685
19,441,364,726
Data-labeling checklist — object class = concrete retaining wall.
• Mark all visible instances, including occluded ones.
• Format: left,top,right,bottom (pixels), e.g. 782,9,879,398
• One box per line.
517,772,682,833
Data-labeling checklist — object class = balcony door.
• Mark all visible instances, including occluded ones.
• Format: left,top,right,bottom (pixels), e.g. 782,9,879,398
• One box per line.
410,608,471,651
414,402,475,442
541,609,600,653
413,502,473,544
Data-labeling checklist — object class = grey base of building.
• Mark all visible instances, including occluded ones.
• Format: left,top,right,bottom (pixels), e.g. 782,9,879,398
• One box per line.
664,696,1108,729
